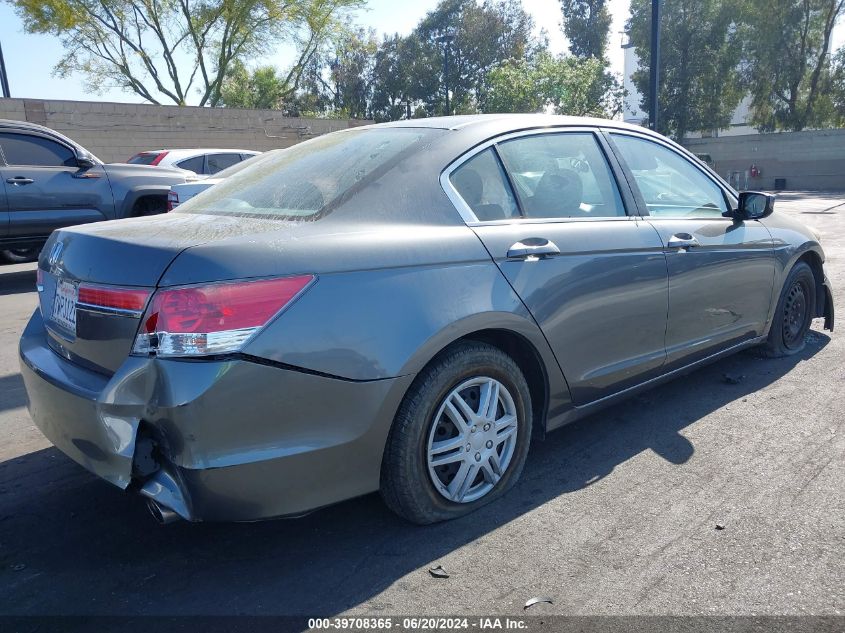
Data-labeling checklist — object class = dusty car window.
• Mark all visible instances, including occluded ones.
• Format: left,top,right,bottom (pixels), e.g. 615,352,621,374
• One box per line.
496,132,625,219
450,148,520,221
178,128,437,221
611,134,728,218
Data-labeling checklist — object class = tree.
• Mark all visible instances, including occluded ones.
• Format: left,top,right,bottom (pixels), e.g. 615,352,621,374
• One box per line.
483,51,623,117
219,61,288,109
410,0,539,115
560,0,612,59
627,0,745,140
9,0,362,106
741,0,845,131
831,47,845,125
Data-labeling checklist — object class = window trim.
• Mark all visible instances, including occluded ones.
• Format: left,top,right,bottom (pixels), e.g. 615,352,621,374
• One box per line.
602,128,738,219
440,127,635,225
0,130,79,168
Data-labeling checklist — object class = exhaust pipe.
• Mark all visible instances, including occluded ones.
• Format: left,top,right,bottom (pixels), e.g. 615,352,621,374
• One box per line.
147,499,181,525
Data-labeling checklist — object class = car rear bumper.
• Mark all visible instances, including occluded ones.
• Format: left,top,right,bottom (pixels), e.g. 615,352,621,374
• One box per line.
20,310,413,522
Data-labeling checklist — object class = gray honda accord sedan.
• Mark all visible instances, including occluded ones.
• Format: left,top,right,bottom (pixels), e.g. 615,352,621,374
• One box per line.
20,115,834,524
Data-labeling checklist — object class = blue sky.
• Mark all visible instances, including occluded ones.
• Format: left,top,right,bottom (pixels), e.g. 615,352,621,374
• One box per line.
0,0,841,106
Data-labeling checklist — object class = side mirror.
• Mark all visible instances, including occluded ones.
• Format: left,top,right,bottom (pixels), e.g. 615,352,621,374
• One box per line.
725,191,775,221
76,154,97,169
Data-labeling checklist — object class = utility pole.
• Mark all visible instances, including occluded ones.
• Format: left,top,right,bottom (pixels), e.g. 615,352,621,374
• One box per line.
436,32,455,116
648,0,661,131
0,40,11,98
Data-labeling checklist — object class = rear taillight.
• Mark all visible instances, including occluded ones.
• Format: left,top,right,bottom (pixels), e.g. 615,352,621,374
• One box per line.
132,276,314,357
77,283,152,315
167,190,179,211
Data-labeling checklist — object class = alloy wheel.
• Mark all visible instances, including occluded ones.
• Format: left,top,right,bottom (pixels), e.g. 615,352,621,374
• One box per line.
426,376,519,504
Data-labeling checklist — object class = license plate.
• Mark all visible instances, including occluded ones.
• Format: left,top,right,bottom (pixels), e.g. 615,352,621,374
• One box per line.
52,279,78,334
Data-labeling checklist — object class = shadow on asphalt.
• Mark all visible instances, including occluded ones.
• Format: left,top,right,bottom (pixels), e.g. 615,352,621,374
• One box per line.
0,269,36,297
0,332,829,617
0,374,27,413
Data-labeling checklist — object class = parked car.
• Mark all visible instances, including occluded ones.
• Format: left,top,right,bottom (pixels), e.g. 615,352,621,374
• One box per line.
127,148,260,176
0,120,191,263
20,115,834,526
168,151,276,210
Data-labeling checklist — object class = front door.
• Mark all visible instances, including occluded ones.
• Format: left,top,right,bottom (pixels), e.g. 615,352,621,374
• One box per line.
608,132,776,367
0,131,112,240
447,130,669,406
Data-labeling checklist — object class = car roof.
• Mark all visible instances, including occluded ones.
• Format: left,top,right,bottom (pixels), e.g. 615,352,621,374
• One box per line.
0,118,86,150
139,149,260,157
371,113,652,134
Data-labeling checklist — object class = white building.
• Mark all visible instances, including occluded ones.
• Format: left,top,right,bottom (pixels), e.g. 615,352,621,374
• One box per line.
621,38,755,137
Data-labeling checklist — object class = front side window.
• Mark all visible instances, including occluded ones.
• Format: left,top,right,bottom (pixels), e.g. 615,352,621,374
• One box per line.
496,132,626,219
180,128,438,220
611,134,728,218
0,132,76,167
449,148,520,221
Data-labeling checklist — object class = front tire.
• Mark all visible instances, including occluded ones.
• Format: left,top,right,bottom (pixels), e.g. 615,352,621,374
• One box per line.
380,341,532,524
763,262,816,357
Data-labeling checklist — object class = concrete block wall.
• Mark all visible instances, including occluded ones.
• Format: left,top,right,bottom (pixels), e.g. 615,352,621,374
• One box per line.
683,129,845,191
0,98,369,163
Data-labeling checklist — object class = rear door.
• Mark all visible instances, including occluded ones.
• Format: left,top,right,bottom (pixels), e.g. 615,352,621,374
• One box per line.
446,129,669,406
607,131,775,367
0,131,112,239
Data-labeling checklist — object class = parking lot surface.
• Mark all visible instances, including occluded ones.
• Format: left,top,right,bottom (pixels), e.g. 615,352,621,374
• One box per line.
0,193,843,619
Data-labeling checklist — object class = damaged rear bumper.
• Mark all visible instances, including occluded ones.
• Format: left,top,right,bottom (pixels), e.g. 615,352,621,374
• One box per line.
19,310,413,522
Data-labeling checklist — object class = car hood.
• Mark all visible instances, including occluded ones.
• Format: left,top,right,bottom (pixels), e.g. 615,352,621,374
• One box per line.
103,162,192,181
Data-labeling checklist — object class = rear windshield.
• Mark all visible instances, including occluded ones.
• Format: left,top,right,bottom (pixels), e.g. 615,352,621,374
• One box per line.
127,152,161,165
177,128,438,221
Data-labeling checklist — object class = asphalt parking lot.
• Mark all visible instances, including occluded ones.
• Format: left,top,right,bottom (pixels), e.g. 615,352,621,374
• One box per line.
0,193,843,622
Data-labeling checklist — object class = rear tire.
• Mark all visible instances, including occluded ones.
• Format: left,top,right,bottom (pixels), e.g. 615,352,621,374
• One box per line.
763,262,816,357
380,341,532,524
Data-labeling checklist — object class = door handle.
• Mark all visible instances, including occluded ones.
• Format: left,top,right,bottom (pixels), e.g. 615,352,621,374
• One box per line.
667,233,700,250
507,238,561,260
6,177,34,185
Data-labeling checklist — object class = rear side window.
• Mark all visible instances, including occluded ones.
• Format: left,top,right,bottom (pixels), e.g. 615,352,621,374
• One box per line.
207,153,242,174
0,132,76,167
176,155,205,174
127,152,162,165
180,128,438,220
450,148,520,221
611,134,728,218
497,133,626,219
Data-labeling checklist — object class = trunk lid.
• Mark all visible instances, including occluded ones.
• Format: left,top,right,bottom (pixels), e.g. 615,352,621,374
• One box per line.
37,213,284,375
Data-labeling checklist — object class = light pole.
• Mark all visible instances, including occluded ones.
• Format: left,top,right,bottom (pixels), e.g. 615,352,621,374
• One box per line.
648,0,661,131
436,32,455,116
0,40,11,98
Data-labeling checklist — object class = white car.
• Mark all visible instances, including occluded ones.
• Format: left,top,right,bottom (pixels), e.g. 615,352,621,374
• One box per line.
126,148,260,176
167,150,277,210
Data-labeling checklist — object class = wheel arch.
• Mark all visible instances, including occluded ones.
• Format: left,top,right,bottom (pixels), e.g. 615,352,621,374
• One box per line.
795,249,829,323
459,328,551,439
395,316,571,439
